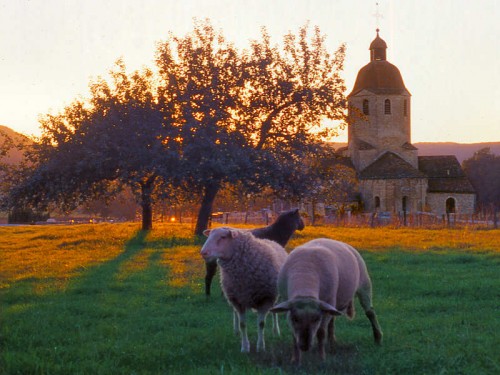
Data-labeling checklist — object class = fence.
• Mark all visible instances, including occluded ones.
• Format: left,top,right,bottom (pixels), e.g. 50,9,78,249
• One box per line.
205,210,499,230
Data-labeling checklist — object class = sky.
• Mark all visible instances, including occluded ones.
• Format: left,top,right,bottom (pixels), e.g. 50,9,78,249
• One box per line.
0,0,499,143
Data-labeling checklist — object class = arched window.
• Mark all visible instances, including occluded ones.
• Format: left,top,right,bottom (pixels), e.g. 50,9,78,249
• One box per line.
374,196,381,210
363,99,370,115
403,99,408,117
402,196,408,212
384,99,391,114
446,198,456,214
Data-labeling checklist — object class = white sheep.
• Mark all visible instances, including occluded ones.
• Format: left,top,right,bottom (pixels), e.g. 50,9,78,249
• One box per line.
271,238,382,364
204,208,304,296
200,227,288,352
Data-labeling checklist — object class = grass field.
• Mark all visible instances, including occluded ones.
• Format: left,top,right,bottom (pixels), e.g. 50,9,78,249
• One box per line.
1,223,499,374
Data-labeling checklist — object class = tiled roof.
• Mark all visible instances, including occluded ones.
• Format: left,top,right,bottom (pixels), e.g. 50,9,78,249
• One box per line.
418,156,475,193
402,142,418,150
358,140,375,150
348,60,410,97
418,155,465,178
360,152,426,179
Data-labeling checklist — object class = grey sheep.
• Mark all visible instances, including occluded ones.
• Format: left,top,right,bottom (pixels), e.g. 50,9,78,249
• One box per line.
200,227,288,352
204,208,304,296
271,238,382,364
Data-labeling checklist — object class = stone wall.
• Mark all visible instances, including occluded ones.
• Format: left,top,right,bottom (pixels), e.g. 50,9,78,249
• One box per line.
348,90,415,170
426,193,476,215
360,178,428,213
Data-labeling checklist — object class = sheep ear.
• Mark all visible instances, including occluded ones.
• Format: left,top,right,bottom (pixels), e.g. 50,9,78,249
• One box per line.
319,301,342,316
202,229,211,237
228,228,239,238
270,301,292,313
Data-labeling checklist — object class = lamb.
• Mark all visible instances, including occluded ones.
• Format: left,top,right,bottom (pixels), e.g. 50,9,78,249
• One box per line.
200,227,288,352
204,208,304,296
271,238,382,364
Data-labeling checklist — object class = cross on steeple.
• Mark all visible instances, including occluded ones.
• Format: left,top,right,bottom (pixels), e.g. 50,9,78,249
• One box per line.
373,2,383,29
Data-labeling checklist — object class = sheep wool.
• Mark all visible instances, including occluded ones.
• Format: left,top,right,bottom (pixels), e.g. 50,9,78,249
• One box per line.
201,227,288,353
271,238,382,364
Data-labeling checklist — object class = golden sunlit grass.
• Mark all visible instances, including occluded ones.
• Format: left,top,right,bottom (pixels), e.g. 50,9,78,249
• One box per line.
161,245,205,288
0,223,139,289
288,226,500,253
1,223,499,292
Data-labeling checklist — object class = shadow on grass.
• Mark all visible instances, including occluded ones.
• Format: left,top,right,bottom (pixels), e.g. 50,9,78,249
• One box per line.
249,340,361,375
0,229,203,374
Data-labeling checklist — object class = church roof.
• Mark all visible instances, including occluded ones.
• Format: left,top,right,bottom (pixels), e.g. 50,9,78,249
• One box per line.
348,30,410,98
348,60,410,97
369,32,387,50
360,152,426,179
358,140,376,150
402,142,418,150
418,155,475,193
418,155,465,178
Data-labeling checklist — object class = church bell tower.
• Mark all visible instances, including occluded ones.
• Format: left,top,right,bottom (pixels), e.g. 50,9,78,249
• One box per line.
347,29,416,172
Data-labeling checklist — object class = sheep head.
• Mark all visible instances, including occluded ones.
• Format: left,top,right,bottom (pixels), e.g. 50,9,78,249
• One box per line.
200,227,240,262
277,209,305,231
271,297,341,352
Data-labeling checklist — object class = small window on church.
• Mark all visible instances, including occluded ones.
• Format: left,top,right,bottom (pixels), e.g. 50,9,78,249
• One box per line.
374,196,380,210
384,99,391,114
363,99,369,115
403,99,408,117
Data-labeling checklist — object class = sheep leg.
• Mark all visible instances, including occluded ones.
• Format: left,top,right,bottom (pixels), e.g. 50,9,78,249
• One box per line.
272,312,280,336
204,260,217,296
317,317,330,361
233,310,239,336
236,309,250,352
256,311,267,352
291,337,301,365
357,286,383,345
327,316,337,353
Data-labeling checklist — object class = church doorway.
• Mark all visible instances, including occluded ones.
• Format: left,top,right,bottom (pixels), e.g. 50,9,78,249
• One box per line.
446,197,456,214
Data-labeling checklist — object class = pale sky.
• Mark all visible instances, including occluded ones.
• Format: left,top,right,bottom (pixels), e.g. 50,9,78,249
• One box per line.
1,0,499,143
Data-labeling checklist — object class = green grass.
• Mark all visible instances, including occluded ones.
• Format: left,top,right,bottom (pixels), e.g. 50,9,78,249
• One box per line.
1,224,499,374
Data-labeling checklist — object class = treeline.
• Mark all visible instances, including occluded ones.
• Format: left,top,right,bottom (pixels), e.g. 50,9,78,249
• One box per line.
0,20,351,234
462,147,500,216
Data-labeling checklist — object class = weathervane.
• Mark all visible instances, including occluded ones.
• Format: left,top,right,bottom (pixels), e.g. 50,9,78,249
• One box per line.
373,2,383,31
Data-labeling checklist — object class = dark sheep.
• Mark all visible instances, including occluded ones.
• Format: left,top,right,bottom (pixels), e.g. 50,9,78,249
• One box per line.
204,208,305,296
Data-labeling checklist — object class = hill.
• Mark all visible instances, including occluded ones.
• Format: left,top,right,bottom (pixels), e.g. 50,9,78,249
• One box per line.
414,142,500,163
2,125,499,164
330,141,500,163
0,125,32,164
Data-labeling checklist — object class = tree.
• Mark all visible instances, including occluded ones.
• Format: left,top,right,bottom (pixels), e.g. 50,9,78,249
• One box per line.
155,21,347,235
462,147,500,212
7,62,179,230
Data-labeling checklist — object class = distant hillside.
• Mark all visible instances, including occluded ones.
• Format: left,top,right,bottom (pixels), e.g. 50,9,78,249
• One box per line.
0,125,32,164
2,124,499,165
329,141,500,164
414,142,500,163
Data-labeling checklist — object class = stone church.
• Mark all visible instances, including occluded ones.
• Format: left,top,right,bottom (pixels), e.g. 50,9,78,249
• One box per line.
339,30,475,216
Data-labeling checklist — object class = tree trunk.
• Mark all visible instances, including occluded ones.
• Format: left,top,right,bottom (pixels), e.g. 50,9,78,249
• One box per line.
140,179,154,231
194,182,220,236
